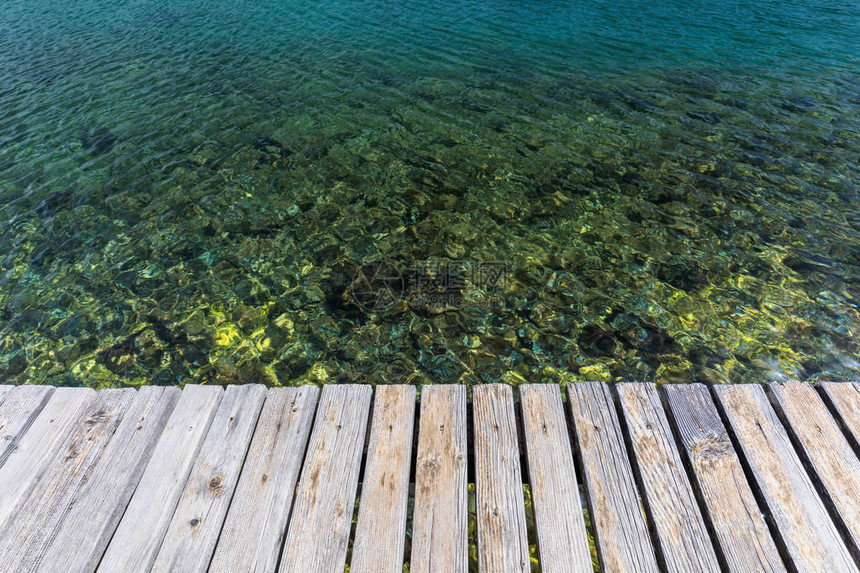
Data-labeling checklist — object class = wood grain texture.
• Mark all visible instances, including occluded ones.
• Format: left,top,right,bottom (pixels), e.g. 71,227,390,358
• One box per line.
98,384,223,572
209,385,319,573
351,385,417,573
410,385,469,573
520,384,592,573
567,382,660,573
0,388,136,572
820,382,860,446
473,384,529,573
664,383,785,573
0,385,54,465
714,384,858,573
0,385,11,404
617,383,721,573
769,381,860,559
0,387,94,527
152,384,267,572
279,384,373,573
37,386,180,573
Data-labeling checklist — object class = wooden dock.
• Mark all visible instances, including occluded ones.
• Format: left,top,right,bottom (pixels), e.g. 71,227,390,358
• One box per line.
1,381,860,572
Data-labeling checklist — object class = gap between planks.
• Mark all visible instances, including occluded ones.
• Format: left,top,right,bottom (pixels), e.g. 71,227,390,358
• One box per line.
5,383,856,571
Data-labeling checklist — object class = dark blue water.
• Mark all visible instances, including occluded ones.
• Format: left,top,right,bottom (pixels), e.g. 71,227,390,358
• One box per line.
1,0,859,387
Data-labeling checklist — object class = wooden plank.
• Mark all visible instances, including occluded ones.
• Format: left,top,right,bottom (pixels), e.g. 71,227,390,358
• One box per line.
617,382,721,573
98,384,223,572
567,382,659,573
0,387,94,527
474,384,529,573
819,382,860,446
0,384,11,404
152,384,267,572
769,381,860,559
410,384,469,573
350,385,417,573
664,383,785,573
520,384,592,573
279,384,373,573
209,386,320,573
714,384,858,573
0,385,54,465
0,388,136,572
38,386,181,572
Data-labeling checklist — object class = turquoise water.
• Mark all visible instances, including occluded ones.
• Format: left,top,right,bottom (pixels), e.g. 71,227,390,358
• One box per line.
1,0,859,387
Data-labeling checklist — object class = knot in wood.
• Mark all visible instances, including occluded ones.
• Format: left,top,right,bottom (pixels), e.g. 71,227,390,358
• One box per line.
695,435,731,459
85,410,110,427
208,474,225,495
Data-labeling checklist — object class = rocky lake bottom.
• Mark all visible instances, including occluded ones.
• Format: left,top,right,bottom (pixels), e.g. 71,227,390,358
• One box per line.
1,0,858,387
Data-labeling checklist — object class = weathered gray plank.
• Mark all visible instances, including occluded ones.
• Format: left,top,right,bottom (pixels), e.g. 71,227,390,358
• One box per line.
209,386,320,573
769,381,860,559
351,385,417,573
279,384,373,573
98,384,223,572
410,384,469,573
0,384,11,404
617,382,721,573
567,382,659,573
0,385,55,465
39,386,181,572
664,383,785,573
474,384,529,573
820,382,860,446
0,387,94,527
520,384,592,573
152,384,267,572
0,388,136,572
714,384,858,573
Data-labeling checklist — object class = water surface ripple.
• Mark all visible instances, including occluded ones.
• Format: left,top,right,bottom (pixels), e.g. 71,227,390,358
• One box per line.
1,0,859,386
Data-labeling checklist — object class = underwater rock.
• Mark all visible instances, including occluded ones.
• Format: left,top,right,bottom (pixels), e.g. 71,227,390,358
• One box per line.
2,353,28,379
655,354,694,384
578,363,613,382
686,110,722,124
654,259,709,292
667,69,719,99
79,126,118,155
460,96,492,113
717,96,749,110
776,94,816,113
35,190,72,218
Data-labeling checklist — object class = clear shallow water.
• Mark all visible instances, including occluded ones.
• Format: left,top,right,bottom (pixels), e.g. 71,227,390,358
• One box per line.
1,0,859,387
